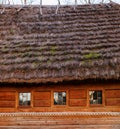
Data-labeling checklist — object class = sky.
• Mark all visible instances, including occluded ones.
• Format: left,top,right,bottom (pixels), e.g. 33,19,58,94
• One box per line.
1,0,120,5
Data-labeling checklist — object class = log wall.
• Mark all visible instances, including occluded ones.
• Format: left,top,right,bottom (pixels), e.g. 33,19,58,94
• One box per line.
105,89,120,106
0,82,119,112
0,91,15,108
33,91,51,107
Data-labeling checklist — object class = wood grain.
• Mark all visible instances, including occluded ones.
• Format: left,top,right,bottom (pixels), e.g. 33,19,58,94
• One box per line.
0,91,15,101
34,91,51,100
69,99,86,106
34,100,51,107
105,90,120,98
69,89,86,99
0,84,119,112
105,99,120,106
0,101,15,107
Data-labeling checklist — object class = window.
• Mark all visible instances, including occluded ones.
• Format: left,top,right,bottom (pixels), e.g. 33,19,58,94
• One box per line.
54,92,66,105
19,93,31,106
89,91,102,104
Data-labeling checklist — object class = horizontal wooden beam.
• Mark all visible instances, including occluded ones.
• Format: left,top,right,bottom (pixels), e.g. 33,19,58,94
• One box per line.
0,112,119,117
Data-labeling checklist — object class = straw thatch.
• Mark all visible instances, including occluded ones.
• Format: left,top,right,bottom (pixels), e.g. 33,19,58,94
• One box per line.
0,3,120,83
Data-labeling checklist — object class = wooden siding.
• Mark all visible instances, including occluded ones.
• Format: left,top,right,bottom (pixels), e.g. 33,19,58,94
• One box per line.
105,89,120,98
33,91,51,107
0,112,119,129
69,99,86,106
0,91,15,108
105,89,120,106
0,83,119,112
105,99,120,106
69,89,87,106
69,89,86,99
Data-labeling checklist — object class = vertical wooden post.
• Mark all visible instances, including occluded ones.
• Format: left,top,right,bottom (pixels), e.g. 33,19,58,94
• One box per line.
16,91,18,111
31,90,34,108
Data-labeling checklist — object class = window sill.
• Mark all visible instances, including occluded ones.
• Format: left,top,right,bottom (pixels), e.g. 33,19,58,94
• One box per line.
53,105,67,108
18,106,32,108
89,104,104,107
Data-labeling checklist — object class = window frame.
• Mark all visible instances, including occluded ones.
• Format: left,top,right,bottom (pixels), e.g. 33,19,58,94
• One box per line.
88,88,104,107
18,92,32,108
52,90,68,107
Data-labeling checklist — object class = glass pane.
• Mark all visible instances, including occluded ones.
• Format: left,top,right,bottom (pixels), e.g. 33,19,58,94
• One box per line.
98,98,102,104
54,92,58,105
62,92,66,104
98,91,102,97
93,91,97,100
19,93,31,106
54,92,66,105
89,91,102,105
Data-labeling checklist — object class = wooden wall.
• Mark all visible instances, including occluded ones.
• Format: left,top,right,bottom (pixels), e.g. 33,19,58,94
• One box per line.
105,89,120,106
33,91,51,107
0,91,15,108
69,89,87,106
0,82,119,112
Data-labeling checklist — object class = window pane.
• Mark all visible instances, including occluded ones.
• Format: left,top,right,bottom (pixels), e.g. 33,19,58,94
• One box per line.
19,93,31,106
93,91,97,99
89,91,102,104
54,92,66,105
98,91,102,97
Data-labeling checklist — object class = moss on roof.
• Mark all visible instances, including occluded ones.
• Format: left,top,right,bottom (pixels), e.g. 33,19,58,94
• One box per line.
0,3,120,83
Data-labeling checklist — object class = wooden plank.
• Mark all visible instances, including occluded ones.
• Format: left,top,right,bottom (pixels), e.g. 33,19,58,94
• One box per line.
0,125,119,129
0,119,119,126
105,90,120,98
0,92,15,101
69,99,86,106
34,91,51,100
105,99,120,106
0,101,15,107
2,126,120,129
34,100,51,107
69,89,86,99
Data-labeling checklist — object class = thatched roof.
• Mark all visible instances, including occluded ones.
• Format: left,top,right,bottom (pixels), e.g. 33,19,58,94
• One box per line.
0,3,120,83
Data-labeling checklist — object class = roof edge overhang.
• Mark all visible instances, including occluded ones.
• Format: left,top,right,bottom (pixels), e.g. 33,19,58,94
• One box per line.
0,77,119,84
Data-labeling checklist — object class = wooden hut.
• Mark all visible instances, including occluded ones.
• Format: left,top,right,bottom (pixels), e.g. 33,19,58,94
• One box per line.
0,2,119,119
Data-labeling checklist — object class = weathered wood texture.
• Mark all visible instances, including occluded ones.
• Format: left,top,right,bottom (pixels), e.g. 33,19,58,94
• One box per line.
0,113,119,129
69,89,87,106
0,83,119,112
0,91,15,108
105,89,120,106
33,91,51,107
